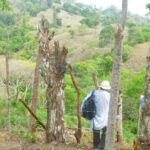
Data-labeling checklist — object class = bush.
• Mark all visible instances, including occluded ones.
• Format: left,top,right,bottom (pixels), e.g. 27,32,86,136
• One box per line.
69,29,75,38
80,13,100,28
142,27,150,41
127,26,149,46
122,44,133,62
95,52,113,76
78,24,88,35
99,25,114,48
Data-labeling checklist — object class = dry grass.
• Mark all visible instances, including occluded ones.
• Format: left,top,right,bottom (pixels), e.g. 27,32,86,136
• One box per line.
123,41,150,72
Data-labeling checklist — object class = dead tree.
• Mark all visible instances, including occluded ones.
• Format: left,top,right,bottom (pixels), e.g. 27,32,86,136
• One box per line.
142,54,150,149
29,48,42,133
105,0,128,149
38,16,68,143
68,64,82,144
5,52,10,131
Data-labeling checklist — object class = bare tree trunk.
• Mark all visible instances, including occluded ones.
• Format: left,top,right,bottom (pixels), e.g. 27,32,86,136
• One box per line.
133,105,141,150
29,49,41,133
68,64,82,144
46,42,68,143
142,55,150,149
116,92,123,143
105,0,128,149
5,52,10,131
38,16,67,143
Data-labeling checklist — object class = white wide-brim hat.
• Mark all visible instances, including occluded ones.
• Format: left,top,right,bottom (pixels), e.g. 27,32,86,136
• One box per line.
100,80,111,90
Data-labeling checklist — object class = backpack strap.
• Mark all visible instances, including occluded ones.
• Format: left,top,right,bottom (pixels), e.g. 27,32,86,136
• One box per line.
91,90,95,98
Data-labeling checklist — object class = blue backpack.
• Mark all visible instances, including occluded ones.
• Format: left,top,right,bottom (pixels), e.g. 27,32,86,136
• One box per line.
81,91,96,120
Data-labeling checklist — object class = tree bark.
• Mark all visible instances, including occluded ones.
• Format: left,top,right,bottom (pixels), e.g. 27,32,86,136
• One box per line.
142,55,150,149
105,0,128,149
29,48,41,133
38,16,67,143
5,52,10,131
68,64,82,144
45,43,68,143
116,92,123,143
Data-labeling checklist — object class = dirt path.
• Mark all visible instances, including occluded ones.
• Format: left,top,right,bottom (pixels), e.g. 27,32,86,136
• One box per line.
123,41,150,72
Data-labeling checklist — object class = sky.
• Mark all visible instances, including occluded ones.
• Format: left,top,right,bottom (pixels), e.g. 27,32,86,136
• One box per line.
76,0,149,16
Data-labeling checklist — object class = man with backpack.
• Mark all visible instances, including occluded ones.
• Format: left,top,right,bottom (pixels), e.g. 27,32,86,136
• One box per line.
81,80,111,150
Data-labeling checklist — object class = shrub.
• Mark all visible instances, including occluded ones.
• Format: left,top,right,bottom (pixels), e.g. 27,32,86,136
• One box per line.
122,44,133,62
80,13,100,28
127,26,148,46
95,52,113,76
78,24,88,35
69,29,75,38
99,25,114,48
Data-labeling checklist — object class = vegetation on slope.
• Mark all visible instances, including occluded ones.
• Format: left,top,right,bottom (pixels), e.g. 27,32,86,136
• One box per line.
0,0,149,145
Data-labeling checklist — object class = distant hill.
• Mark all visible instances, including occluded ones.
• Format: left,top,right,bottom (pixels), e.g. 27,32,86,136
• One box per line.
1,0,149,65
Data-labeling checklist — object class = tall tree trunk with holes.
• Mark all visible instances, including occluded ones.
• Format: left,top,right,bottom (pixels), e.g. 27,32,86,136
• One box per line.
142,54,150,150
29,48,41,133
105,0,128,149
45,42,68,143
5,52,10,131
38,16,68,143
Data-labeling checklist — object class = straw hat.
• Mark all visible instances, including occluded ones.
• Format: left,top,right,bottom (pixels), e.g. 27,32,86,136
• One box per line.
100,80,111,90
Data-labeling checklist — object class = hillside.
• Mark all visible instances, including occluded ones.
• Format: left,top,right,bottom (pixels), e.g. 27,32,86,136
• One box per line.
0,0,150,149
123,41,150,72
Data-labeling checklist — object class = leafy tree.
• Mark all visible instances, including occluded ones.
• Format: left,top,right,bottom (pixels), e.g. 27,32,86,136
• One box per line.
99,25,114,47
0,11,17,54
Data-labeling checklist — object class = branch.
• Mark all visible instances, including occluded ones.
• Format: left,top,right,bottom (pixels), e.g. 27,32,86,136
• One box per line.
92,73,99,89
19,98,46,130
68,64,82,144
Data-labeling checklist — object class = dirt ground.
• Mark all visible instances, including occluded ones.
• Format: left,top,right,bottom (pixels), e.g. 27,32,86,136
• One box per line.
0,128,134,150
0,129,92,150
123,41,150,72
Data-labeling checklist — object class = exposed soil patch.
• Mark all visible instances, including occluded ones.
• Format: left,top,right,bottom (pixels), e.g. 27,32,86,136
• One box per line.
123,41,150,72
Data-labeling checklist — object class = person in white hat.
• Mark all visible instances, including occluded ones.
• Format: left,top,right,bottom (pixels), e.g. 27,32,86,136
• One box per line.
92,80,111,150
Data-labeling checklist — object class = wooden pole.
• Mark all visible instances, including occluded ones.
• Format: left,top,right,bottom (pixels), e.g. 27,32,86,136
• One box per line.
68,64,82,144
19,98,46,130
5,52,11,131
92,73,99,89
